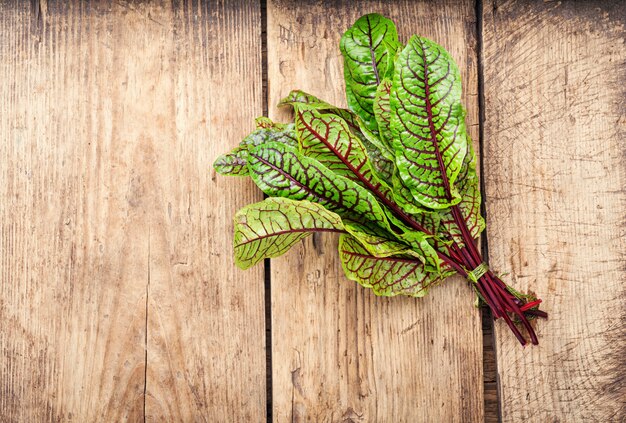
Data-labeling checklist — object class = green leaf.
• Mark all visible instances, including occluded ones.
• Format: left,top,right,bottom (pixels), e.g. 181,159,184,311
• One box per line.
246,141,426,260
340,14,401,131
364,138,395,182
247,141,394,233
438,141,485,245
390,36,469,209
396,230,442,273
214,146,249,176
234,198,345,269
255,116,280,129
290,107,445,265
355,119,396,176
295,108,393,190
373,78,393,145
279,90,337,110
339,234,447,297
280,90,396,181
293,108,432,247
290,108,447,267
241,125,298,149
212,120,298,176
343,221,415,258
391,171,425,213
294,108,411,226
389,168,445,236
280,90,362,132
296,108,369,176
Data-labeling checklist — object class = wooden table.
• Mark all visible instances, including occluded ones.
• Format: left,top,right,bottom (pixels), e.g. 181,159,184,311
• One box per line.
1,1,623,421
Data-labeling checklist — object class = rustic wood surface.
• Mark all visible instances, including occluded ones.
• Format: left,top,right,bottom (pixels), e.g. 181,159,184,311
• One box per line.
0,1,265,421
0,0,624,422
482,1,625,422
267,1,483,421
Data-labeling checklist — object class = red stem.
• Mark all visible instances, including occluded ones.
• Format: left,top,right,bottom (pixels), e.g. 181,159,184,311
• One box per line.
316,114,548,343
448,205,545,345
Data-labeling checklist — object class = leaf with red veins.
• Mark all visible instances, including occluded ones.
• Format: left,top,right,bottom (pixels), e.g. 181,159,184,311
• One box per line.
437,139,485,246
247,141,435,261
373,78,394,145
339,234,452,297
234,198,345,269
390,35,469,209
340,13,401,132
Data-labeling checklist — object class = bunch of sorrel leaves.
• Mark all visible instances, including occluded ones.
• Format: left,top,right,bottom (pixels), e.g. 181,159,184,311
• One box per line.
214,14,547,345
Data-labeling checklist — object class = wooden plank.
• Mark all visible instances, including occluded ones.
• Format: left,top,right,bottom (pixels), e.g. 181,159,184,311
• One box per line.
267,1,483,421
482,1,625,421
142,2,266,421
0,1,265,421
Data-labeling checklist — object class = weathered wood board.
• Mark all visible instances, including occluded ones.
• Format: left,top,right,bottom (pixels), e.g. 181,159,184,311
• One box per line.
482,1,625,421
2,0,623,421
0,1,265,421
267,1,484,421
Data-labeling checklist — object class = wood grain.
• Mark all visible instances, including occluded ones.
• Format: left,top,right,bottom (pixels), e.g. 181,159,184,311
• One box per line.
0,1,265,421
482,1,625,421
267,1,483,421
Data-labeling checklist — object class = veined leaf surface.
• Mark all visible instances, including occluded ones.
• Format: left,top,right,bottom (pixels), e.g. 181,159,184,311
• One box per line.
247,142,386,226
342,220,420,259
438,141,485,245
247,142,438,261
366,143,394,182
373,78,393,145
255,116,283,129
214,146,249,176
212,121,297,177
234,198,345,269
295,108,393,194
281,90,397,180
378,78,445,218
390,36,469,209
241,125,298,149
280,90,362,132
340,13,401,131
292,107,415,220
339,234,446,297
391,171,426,214
356,120,395,175
293,108,439,258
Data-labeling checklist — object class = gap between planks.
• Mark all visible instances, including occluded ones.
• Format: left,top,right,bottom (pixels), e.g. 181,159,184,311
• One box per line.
475,0,501,421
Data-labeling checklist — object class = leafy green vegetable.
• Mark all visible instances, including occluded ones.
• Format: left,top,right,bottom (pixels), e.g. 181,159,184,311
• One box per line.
247,141,389,230
294,108,394,200
214,119,298,176
214,146,249,176
280,89,397,181
390,36,467,209
214,14,546,346
339,234,447,297
373,78,393,146
437,142,485,246
246,141,428,260
234,198,344,269
340,13,401,132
